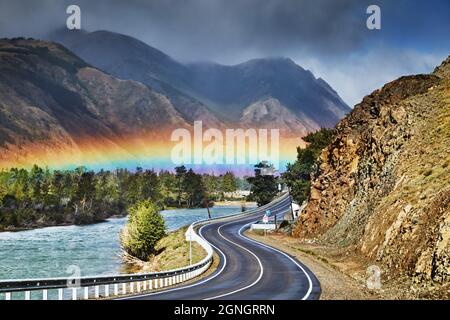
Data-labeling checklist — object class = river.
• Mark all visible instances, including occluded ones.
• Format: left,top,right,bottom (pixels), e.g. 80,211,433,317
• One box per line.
0,205,250,281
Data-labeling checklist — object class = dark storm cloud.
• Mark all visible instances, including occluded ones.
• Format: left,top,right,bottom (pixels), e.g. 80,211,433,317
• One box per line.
0,0,377,61
0,0,448,106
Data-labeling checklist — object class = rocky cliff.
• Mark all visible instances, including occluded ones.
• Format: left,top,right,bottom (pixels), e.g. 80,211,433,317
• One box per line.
293,56,450,291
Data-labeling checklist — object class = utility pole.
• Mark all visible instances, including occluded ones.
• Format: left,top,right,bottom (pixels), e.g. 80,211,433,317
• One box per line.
204,195,212,220
189,228,193,265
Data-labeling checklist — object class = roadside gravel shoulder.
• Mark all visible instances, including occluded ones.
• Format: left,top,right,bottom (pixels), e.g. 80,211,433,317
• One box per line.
244,231,380,300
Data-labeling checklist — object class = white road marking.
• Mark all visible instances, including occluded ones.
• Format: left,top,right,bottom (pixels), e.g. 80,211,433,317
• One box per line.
238,225,314,300
203,220,264,300
114,223,228,300
204,217,314,300
204,195,313,300
116,195,315,300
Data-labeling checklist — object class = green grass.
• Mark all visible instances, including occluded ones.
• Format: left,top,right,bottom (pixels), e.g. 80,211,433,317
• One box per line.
153,226,206,271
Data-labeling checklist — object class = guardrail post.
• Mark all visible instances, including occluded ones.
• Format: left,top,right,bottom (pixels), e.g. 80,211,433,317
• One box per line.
95,285,99,298
149,279,152,290
114,284,119,296
72,287,77,300
122,283,126,294
43,289,48,300
58,288,63,300
154,278,158,289
160,278,164,288
143,280,147,291
84,287,89,300
105,285,110,297
137,281,141,292
5,292,11,300
130,282,134,293
25,291,30,300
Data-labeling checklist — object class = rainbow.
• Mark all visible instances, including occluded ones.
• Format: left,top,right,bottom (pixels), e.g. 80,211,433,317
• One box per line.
0,129,305,175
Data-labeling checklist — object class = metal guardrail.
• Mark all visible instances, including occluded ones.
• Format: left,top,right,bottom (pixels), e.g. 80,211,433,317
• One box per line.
0,193,291,300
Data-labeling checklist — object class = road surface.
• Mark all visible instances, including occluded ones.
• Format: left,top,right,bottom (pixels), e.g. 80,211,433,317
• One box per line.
121,195,321,300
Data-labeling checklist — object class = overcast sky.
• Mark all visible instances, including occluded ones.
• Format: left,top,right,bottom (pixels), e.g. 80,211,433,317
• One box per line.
0,0,449,106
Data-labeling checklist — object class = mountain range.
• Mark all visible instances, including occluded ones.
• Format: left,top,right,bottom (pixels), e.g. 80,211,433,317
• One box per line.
0,30,350,170
0,38,188,169
49,30,350,135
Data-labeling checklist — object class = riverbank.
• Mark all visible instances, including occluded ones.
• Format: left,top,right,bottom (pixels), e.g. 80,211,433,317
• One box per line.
213,201,256,207
0,202,253,233
0,212,126,233
0,205,242,281
123,225,207,273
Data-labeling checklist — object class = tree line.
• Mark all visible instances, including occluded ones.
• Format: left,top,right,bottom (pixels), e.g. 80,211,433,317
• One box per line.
282,128,335,204
0,165,247,231
0,127,334,232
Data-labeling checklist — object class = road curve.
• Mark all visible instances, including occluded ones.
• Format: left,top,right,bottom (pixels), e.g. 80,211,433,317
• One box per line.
121,195,321,300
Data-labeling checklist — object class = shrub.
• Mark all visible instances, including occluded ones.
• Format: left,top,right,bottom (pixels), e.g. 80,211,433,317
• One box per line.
279,220,290,229
120,200,166,260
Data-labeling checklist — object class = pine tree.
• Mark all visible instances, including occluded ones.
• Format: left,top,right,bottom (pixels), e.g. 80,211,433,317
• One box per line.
120,199,166,260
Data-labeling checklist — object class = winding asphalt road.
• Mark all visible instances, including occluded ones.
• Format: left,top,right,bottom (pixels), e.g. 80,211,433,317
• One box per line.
122,195,321,300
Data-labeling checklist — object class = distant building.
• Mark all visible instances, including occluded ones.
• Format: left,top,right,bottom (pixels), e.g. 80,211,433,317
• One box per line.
223,190,251,199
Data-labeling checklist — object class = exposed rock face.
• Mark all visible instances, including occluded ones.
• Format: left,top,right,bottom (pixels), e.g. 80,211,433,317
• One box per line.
240,98,312,137
293,56,450,286
186,58,350,129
